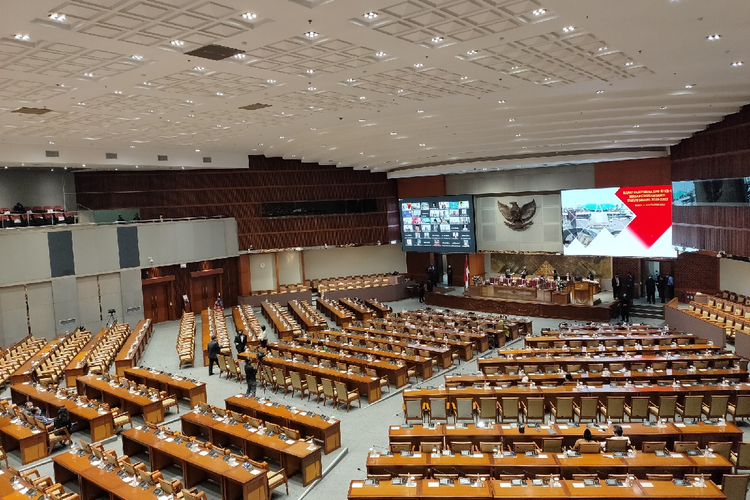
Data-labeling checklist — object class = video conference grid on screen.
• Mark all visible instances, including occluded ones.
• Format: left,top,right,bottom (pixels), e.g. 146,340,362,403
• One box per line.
399,196,476,253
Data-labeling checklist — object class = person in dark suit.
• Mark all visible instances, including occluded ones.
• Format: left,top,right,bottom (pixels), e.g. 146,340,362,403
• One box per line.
645,275,656,304
626,273,635,297
667,275,675,300
553,269,559,281
244,360,257,396
505,268,512,278
234,329,248,354
620,293,630,323
418,282,425,303
611,274,621,300
520,267,528,279
658,275,666,303
446,265,453,286
207,336,220,376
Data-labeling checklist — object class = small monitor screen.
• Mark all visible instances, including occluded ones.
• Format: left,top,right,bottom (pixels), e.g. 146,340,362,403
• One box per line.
399,196,476,253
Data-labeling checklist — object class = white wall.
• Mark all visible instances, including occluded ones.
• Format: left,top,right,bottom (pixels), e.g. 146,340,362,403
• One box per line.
303,245,406,280
278,251,303,286
249,254,277,292
720,258,750,296
446,164,595,195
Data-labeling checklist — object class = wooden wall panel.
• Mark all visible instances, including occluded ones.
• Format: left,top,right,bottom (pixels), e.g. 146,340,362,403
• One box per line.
595,158,672,188
397,175,446,199
75,157,399,250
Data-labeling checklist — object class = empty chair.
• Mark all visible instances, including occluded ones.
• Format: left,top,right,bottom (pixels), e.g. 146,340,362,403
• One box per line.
550,397,574,422
574,397,599,423
599,396,625,422
421,442,442,454
321,379,337,408
649,396,678,422
390,442,412,454
499,397,520,423
479,398,499,423
273,368,293,396
521,398,545,423
702,394,730,420
450,441,473,454
605,438,629,453
541,437,563,453
404,399,424,424
708,441,733,461
676,395,704,422
428,398,450,424
505,366,519,375
567,364,582,373
642,441,667,453
673,441,699,453
305,374,325,403
513,442,537,454
731,443,750,472
646,474,673,481
588,363,604,374
720,474,750,500
652,361,667,371
455,398,474,423
289,371,308,400
728,394,750,422
479,442,503,454
625,397,650,421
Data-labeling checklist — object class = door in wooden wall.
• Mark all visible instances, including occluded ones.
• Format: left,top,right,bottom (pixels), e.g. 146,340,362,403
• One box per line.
190,275,218,313
143,283,169,324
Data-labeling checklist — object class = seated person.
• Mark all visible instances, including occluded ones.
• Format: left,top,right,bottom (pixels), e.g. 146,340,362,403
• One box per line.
520,266,528,279
609,425,631,447
573,428,602,451
505,268,512,278
34,408,55,428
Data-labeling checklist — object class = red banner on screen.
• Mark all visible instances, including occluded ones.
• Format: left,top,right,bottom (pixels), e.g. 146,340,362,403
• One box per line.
615,185,672,248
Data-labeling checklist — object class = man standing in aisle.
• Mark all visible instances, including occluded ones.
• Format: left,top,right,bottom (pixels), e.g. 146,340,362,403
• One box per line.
244,360,257,396
207,335,220,376
645,275,656,304
234,329,248,354
611,274,620,300
667,275,675,300
447,264,453,286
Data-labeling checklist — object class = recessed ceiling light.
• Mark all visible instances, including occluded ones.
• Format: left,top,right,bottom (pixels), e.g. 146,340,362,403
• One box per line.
195,149,200,152
306,69,314,74
186,100,193,103
598,47,608,51
625,61,634,66
562,26,575,33
359,96,365,100
82,164,85,167
460,76,468,80
242,12,257,20
467,50,478,55
114,91,122,94
77,102,85,105
516,133,522,137
267,79,276,83
49,13,66,21
15,34,30,41
732,61,743,67
397,89,404,93
498,100,506,103
130,145,135,148
364,12,378,19
532,8,547,15
633,125,640,128
375,51,386,57
419,143,425,147
431,36,443,43
171,40,184,46
49,141,54,144
258,143,263,146
685,84,693,89
359,119,365,122
346,78,355,82
143,81,151,86
509,118,515,122
417,110,424,113
660,106,667,109
707,34,721,41
596,90,605,94
233,53,246,59
64,167,67,170
359,152,364,155
194,66,204,71
308,87,316,90
413,63,423,68
188,114,194,117
390,132,397,135
83,72,94,77
310,127,316,130
304,31,319,38
135,166,138,168
131,55,143,60
279,136,284,139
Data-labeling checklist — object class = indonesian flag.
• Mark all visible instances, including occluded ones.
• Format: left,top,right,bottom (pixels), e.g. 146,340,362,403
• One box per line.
464,255,470,289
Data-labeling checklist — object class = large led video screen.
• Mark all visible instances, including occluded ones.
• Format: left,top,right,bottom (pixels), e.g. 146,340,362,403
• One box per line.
400,196,476,253
561,185,676,257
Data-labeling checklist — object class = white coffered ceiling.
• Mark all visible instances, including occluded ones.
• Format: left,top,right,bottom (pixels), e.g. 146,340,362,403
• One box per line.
0,0,748,176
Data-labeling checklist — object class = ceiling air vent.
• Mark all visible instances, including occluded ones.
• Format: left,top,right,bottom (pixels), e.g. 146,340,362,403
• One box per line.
12,107,52,115
185,44,244,61
239,103,272,111
157,155,168,162
106,152,117,160
203,157,212,163
45,150,59,158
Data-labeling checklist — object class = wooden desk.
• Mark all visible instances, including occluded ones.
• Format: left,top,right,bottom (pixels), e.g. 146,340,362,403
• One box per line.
10,383,114,442
0,468,43,500
0,417,47,464
120,427,269,500
124,367,207,409
76,375,165,424
316,298,353,327
526,334,697,348
344,326,476,362
114,319,153,376
500,344,730,357
10,335,67,385
225,394,341,454
340,298,374,321
365,299,392,318
263,341,408,388
53,451,163,500
261,301,298,342
239,352,382,402
180,411,322,486
287,300,324,333
65,328,107,386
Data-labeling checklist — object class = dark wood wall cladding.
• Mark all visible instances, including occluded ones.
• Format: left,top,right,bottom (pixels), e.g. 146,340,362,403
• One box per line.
75,157,400,250
594,157,672,188
670,105,750,256
141,256,239,315
397,175,446,199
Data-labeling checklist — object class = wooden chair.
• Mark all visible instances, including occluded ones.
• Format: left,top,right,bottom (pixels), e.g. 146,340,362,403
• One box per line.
648,395,677,421
321,378,337,408
268,468,289,495
0,445,7,468
334,381,360,412
428,398,450,424
180,488,208,500
111,408,133,432
512,442,537,454
575,397,599,423
579,442,601,454
646,474,673,481
366,368,389,393
702,394,730,420
273,367,293,396
642,441,667,453
521,398,544,423
305,374,324,403
499,397,519,423
731,442,750,472
707,441,733,460
455,398,474,423
605,438,629,453
572,474,599,480
479,398,499,423
550,397,574,422
450,441,473,453
728,395,750,422
541,437,563,453
625,396,650,421
216,355,229,379
720,474,750,500
46,426,72,454
391,442,412,454
226,358,244,383
290,371,308,400
599,396,625,422
161,392,180,414
673,441,699,453
676,395,703,422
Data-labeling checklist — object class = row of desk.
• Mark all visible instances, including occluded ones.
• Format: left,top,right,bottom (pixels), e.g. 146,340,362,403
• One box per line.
124,366,207,408
76,374,165,424
261,301,300,341
316,298,354,327
114,319,153,376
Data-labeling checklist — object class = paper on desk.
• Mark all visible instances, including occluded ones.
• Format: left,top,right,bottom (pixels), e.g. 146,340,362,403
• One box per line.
671,453,684,458
498,483,511,488
501,425,511,429
538,454,548,458
557,454,565,458
351,483,363,488
558,425,568,429
199,451,209,456
166,438,174,442
473,453,483,458
251,469,261,475
572,483,585,488
641,482,654,487
675,423,686,427
286,439,295,444
413,452,422,458
621,425,631,428
427,482,440,487
446,426,455,430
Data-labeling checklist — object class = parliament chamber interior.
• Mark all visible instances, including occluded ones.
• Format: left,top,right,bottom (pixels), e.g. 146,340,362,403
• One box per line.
1,1,750,500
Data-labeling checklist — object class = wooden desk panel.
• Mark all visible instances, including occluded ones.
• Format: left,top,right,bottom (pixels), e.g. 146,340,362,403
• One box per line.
124,367,207,409
0,468,44,500
114,319,153,376
76,375,165,424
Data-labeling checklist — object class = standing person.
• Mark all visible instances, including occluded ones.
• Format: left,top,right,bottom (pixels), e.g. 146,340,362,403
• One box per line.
667,275,675,300
234,329,248,354
620,293,630,323
645,275,656,304
446,264,453,286
626,272,635,297
207,335,220,376
418,282,425,303
521,266,528,279
553,269,559,281
658,275,666,303
611,274,621,300
244,360,258,396
214,295,223,310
